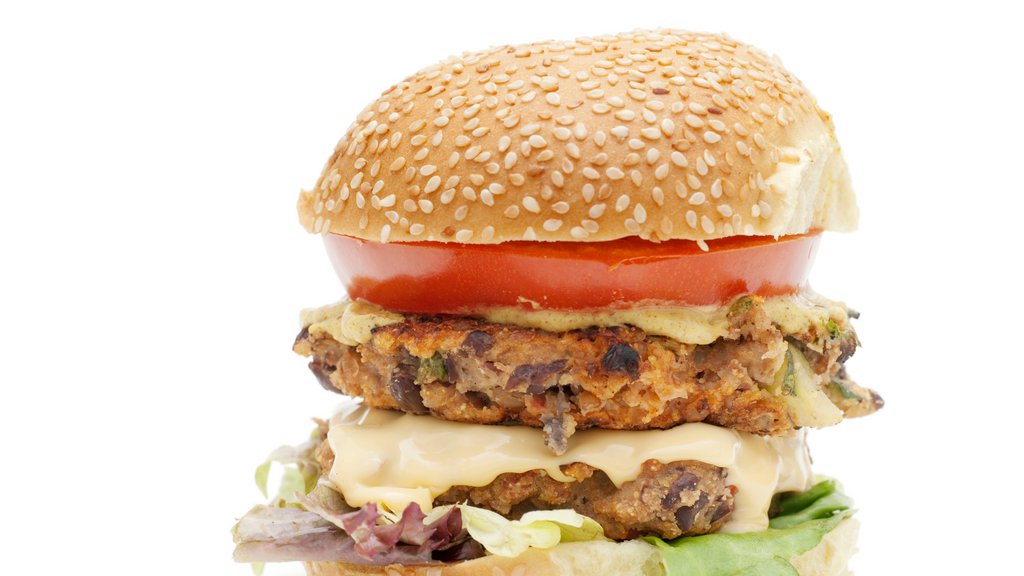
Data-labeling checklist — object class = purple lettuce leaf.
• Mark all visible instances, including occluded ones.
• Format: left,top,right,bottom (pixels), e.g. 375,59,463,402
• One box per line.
234,487,484,565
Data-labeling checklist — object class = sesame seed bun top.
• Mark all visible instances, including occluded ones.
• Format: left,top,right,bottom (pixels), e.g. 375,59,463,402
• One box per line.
298,29,858,244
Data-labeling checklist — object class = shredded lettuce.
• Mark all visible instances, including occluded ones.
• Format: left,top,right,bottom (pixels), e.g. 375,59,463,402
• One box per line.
424,505,608,558
643,478,855,576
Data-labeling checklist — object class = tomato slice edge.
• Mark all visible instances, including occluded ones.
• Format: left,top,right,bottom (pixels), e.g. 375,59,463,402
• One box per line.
324,232,822,314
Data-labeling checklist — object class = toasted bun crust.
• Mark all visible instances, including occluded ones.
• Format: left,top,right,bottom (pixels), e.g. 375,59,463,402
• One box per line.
303,518,859,576
298,29,857,244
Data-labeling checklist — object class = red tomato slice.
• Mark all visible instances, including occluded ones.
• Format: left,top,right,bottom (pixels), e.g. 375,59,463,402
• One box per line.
323,232,822,314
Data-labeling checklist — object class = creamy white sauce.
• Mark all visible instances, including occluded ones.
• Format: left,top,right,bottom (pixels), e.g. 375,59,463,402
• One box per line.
326,401,813,534
301,289,848,347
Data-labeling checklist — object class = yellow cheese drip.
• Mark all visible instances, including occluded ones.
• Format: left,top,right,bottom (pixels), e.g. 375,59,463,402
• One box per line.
327,401,813,534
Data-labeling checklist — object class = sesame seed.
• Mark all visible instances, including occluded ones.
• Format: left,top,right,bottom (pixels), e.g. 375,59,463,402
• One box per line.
647,148,661,165
520,124,541,136
390,157,406,172
454,206,468,221
455,229,473,242
440,188,456,204
379,194,396,207
686,210,697,228
654,163,669,180
610,126,629,139
480,190,494,206
547,93,561,105
371,196,381,210
381,225,391,242
594,131,606,146
480,226,495,241
570,226,589,239
634,203,647,223
615,195,630,212
685,114,705,128
758,200,772,218
583,167,600,180
669,151,687,167
607,96,625,108
711,179,723,198
543,219,563,231
753,133,767,149
696,158,708,176
708,119,726,131
640,127,661,139
701,215,714,233
607,167,625,180
462,188,477,201
689,191,706,205
614,110,636,121
552,171,564,187
523,196,541,213
552,201,570,213
628,138,644,150
529,135,547,148
385,210,399,223
420,165,437,177
703,131,721,143
504,205,520,218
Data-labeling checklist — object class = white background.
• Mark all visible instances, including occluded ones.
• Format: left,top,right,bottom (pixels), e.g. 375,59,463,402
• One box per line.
3,1,1021,574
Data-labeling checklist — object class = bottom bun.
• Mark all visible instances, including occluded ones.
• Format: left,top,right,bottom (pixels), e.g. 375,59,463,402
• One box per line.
304,518,860,576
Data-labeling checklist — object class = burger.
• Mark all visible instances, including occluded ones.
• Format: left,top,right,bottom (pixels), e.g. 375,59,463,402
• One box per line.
232,28,882,576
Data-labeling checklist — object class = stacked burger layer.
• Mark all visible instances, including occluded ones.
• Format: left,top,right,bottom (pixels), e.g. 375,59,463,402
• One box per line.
233,29,882,576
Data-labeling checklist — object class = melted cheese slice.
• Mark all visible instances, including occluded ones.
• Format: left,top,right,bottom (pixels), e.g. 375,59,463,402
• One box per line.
327,401,813,534
302,288,848,347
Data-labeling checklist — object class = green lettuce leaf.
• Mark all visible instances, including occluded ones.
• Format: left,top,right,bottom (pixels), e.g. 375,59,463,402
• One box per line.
254,436,320,504
643,479,855,576
425,505,609,557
